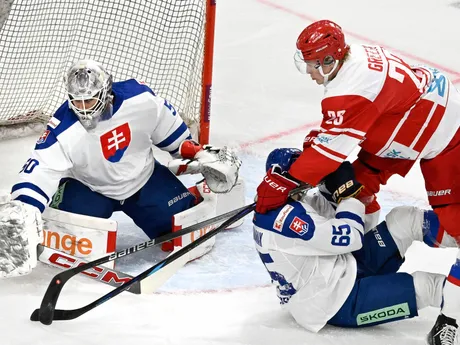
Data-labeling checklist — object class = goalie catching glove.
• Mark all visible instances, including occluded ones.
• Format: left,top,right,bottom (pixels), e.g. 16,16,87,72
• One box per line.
168,140,242,194
0,194,43,278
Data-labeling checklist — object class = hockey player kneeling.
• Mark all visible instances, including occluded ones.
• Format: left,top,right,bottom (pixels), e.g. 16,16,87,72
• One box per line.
253,148,445,333
0,60,243,278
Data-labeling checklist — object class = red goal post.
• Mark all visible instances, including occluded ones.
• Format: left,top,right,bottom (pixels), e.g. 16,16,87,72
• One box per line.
0,0,216,144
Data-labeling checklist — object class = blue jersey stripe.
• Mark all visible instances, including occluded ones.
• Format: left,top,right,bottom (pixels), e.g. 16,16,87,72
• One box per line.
169,147,179,155
11,182,50,203
14,195,46,213
336,211,364,228
156,122,188,148
257,251,274,264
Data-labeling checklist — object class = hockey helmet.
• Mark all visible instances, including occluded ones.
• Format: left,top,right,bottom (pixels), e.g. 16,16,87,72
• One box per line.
65,60,113,129
296,20,349,64
265,148,302,172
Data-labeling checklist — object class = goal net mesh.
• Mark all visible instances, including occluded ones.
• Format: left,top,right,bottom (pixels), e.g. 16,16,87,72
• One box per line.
0,0,207,140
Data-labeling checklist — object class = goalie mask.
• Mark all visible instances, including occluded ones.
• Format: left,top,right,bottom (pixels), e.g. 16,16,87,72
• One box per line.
65,60,113,129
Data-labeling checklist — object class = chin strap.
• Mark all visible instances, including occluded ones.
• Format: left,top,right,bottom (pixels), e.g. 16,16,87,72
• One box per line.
319,59,340,85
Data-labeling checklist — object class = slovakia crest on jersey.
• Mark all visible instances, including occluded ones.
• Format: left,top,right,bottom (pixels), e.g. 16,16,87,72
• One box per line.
289,216,310,237
37,130,50,144
100,123,131,162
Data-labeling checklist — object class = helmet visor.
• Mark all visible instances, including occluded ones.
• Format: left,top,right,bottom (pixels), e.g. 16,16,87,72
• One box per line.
294,50,321,74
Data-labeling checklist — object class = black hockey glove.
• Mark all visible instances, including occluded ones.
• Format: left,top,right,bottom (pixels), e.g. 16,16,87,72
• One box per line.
323,161,364,203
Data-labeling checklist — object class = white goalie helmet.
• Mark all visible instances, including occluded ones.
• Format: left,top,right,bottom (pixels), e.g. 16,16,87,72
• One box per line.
65,60,113,129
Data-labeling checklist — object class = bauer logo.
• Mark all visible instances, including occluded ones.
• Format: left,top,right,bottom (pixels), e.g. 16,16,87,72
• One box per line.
41,229,92,256
427,189,451,197
100,123,131,162
357,303,410,325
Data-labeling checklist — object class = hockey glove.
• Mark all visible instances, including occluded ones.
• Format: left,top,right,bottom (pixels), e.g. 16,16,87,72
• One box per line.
323,161,364,204
172,140,242,194
255,165,300,214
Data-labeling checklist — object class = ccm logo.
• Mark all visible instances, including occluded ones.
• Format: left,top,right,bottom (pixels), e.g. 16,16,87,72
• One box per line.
48,253,131,285
42,230,92,256
264,176,287,192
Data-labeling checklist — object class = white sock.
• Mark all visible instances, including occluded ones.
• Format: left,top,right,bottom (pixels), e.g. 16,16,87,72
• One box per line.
442,250,460,321
411,271,445,310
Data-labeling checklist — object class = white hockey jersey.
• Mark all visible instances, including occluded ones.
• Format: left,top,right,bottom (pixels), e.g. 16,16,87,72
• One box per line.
252,193,365,332
11,79,191,212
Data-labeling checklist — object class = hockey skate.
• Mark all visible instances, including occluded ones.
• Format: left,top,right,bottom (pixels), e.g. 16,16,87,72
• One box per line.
427,314,459,345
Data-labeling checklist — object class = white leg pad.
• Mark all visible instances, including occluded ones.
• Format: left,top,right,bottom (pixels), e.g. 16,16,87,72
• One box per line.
172,181,218,261
41,208,117,268
216,176,246,229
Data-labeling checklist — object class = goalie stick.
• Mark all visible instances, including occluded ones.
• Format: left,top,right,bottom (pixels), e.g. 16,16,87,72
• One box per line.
37,245,166,294
30,202,255,325
30,185,309,325
34,202,247,293
37,245,141,294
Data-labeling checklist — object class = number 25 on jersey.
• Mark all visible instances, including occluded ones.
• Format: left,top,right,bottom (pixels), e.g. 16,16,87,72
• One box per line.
325,110,345,126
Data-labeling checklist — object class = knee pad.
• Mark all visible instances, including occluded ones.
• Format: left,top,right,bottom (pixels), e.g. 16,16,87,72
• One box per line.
385,206,424,256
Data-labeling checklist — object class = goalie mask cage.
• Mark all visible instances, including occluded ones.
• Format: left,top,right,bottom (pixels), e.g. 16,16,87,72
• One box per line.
0,0,215,144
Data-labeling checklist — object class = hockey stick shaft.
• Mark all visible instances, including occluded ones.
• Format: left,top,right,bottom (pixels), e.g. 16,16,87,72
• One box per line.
30,185,308,325
48,204,256,322
39,201,248,290
30,202,255,324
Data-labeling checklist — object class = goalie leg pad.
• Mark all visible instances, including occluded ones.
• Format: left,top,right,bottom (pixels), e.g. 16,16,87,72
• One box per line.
165,181,218,261
41,207,117,267
0,198,43,278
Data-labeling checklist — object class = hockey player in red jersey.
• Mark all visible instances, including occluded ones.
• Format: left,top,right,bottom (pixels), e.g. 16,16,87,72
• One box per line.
255,20,460,345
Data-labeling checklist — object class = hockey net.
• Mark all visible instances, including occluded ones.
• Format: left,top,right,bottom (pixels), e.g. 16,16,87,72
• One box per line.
0,0,215,143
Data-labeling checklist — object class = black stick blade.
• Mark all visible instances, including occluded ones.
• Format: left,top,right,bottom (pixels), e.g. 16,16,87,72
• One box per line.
30,306,54,325
38,302,55,325
30,309,40,321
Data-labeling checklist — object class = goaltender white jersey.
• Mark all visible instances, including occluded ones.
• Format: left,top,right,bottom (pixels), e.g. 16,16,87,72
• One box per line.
252,194,365,332
11,79,191,212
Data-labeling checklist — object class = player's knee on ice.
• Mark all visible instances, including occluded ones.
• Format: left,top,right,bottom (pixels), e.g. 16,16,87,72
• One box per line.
385,206,424,256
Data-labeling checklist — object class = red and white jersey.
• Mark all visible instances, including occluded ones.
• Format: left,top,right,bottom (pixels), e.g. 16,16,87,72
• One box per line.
289,44,460,185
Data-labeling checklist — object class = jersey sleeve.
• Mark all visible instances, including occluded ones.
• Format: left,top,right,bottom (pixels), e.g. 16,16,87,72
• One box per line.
11,129,73,212
289,95,380,185
254,198,365,256
150,97,192,156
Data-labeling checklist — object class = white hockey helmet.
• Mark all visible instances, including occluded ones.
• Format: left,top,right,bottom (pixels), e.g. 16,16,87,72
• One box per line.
65,60,113,129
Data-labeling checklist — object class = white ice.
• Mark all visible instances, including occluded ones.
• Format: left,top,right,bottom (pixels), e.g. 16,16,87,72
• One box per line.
1,0,460,344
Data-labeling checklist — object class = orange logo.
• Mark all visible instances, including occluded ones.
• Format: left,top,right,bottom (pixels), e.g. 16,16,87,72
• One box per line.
42,230,93,256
